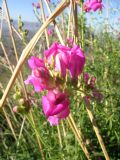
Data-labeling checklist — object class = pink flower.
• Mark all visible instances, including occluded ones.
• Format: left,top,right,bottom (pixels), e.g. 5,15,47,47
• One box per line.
44,42,70,77
32,3,35,7
47,29,53,36
42,90,70,125
37,2,40,9
68,45,85,79
25,56,50,92
84,0,103,12
13,106,18,113
44,43,85,79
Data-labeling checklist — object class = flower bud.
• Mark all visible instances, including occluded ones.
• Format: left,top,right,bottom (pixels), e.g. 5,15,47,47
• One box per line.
13,106,18,113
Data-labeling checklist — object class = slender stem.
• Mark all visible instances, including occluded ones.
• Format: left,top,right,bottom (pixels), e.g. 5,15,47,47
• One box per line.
67,1,72,38
67,116,91,160
86,104,110,160
39,0,50,48
57,125,63,148
3,0,28,100
3,108,17,140
0,1,4,39
69,114,83,141
27,111,45,160
72,1,78,43
80,0,84,48
0,84,18,123
0,41,14,73
70,0,74,39
17,116,26,146
12,25,23,40
44,0,64,45
61,121,66,137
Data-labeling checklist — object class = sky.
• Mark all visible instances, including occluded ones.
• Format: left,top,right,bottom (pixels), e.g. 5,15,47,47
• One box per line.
1,0,39,22
0,0,120,27
0,0,58,22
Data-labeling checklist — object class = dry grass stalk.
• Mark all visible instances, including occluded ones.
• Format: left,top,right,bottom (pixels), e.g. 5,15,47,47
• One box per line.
44,0,64,45
0,0,70,109
3,108,17,140
86,105,110,160
0,83,17,140
67,116,91,160
0,41,14,73
12,25,23,40
39,0,50,48
28,111,45,160
0,3,22,41
67,1,72,38
72,2,78,43
17,116,26,146
3,0,28,100
0,2,4,39
61,121,66,137
57,125,63,148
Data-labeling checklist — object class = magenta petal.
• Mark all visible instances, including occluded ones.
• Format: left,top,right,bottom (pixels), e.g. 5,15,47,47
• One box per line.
92,3,102,11
47,91,56,103
44,42,58,58
90,0,98,6
28,56,44,69
24,75,42,92
57,107,70,119
55,54,66,77
69,54,85,78
42,96,53,117
48,116,59,126
52,100,69,115
69,46,85,79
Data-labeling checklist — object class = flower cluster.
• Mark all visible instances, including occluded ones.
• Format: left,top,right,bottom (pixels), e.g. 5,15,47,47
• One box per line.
84,0,103,12
47,28,53,36
25,42,85,125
